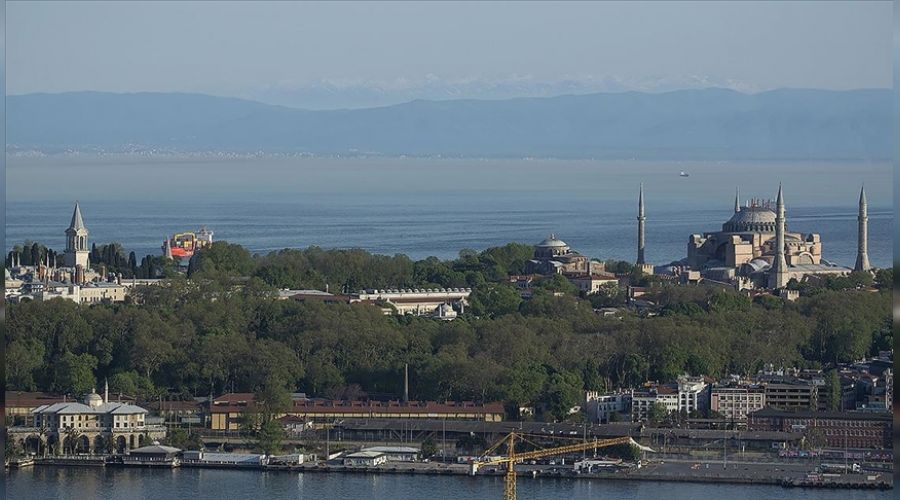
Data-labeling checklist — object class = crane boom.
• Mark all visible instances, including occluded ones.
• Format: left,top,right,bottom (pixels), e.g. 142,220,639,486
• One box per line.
468,432,647,500
473,436,632,466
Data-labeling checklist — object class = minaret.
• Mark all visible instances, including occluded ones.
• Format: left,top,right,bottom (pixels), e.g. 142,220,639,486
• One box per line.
104,378,109,404
636,183,646,265
64,202,90,269
769,184,790,289
734,187,740,213
854,186,871,272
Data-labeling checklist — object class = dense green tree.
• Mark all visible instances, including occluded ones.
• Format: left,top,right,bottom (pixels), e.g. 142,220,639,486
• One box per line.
189,241,255,278
54,352,98,396
421,437,438,459
542,371,584,421
256,419,286,455
468,283,522,317
823,369,842,411
6,338,45,390
648,402,669,425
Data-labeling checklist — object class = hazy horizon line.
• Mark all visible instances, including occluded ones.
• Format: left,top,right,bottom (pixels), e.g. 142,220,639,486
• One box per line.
8,85,892,112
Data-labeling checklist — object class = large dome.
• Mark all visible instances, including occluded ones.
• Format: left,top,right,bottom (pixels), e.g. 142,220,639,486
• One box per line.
722,207,777,233
537,234,568,248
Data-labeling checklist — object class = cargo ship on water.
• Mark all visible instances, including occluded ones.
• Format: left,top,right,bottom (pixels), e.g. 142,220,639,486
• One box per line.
162,227,214,259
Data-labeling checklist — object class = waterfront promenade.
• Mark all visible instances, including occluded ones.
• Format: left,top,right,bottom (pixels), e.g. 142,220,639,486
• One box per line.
6,453,892,491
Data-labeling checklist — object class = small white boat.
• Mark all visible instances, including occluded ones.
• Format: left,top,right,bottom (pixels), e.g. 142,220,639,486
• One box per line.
679,171,690,177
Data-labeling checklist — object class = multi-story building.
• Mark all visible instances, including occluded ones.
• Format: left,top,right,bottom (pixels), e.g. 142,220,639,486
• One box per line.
584,391,631,423
631,376,709,422
631,386,676,422
711,385,765,421
748,408,891,449
763,380,818,411
9,385,164,455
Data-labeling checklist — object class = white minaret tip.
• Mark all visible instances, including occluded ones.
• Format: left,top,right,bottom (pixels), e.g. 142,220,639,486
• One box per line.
734,187,740,213
638,183,645,215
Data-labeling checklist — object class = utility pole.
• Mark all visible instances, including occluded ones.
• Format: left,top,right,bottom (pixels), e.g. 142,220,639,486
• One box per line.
723,433,727,470
582,422,587,459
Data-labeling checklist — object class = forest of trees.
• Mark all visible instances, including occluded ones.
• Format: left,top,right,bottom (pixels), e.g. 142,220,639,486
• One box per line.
5,241,893,421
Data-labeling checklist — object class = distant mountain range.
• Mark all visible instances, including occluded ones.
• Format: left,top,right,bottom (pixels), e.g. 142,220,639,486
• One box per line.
238,74,766,110
7,88,890,160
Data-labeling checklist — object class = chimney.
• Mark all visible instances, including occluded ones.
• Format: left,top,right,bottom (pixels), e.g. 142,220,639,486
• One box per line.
403,363,409,403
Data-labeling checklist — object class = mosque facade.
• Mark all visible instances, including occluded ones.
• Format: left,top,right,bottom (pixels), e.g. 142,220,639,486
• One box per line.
679,185,867,288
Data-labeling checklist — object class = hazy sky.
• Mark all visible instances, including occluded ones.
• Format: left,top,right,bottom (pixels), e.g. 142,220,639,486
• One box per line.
7,1,893,98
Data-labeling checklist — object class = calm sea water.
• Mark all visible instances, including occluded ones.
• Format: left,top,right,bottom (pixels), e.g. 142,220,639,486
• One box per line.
4,467,889,500
5,157,893,267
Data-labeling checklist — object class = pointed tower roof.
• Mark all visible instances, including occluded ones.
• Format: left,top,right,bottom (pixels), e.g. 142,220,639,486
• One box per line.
69,202,86,231
859,185,867,206
638,183,645,216
734,187,740,213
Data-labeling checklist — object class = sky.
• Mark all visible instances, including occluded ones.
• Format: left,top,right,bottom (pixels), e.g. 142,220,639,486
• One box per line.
6,1,894,108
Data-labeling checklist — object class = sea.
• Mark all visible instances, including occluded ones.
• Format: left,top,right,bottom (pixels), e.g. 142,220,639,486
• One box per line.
4,156,892,267
3,467,890,500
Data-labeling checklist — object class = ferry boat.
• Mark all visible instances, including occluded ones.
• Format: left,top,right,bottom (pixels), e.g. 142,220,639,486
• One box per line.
162,226,214,259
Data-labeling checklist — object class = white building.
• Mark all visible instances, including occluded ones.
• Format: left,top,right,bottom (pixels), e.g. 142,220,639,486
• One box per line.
30,383,161,454
360,446,421,462
631,376,709,422
584,391,631,423
343,450,388,467
567,273,619,294
710,385,766,421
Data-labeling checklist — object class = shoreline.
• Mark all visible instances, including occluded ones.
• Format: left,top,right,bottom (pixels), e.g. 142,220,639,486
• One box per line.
7,458,892,491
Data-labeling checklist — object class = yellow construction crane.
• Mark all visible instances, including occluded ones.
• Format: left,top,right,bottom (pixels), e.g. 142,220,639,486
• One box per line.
468,432,651,500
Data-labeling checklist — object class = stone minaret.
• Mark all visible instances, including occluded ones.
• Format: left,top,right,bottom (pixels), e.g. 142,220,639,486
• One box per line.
64,202,90,269
636,183,646,265
854,186,871,272
768,184,790,289
734,187,740,213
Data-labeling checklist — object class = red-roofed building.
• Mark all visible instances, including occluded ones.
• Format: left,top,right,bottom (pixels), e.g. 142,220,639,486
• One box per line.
6,391,67,426
209,393,504,430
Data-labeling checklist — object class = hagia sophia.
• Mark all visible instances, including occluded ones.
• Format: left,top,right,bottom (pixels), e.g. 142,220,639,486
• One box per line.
679,185,864,288
527,183,871,292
